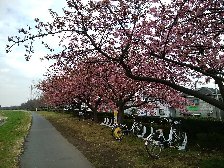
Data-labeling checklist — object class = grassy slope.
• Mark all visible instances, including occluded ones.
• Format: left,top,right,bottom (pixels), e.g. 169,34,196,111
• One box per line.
39,111,224,168
0,110,32,168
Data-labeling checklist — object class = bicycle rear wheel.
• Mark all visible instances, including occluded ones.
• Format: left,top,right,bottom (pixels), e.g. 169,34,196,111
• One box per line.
145,140,163,158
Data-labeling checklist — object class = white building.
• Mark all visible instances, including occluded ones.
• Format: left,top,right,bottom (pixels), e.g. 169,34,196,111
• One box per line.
182,87,223,120
125,100,176,117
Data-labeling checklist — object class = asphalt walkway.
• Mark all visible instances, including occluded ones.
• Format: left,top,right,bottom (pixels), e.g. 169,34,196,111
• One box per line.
20,112,93,168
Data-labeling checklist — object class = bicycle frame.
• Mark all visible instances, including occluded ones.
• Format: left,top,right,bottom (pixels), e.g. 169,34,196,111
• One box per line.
112,116,144,140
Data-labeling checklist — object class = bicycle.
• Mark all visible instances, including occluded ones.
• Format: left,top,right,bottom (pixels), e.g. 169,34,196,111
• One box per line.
112,115,144,140
144,118,187,158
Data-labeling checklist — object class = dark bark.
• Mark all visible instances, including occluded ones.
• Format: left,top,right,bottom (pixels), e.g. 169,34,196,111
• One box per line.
92,108,98,122
117,105,124,124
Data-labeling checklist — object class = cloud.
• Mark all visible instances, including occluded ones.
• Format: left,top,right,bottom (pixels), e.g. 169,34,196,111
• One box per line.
0,68,10,73
3,53,48,78
0,0,54,20
0,0,67,106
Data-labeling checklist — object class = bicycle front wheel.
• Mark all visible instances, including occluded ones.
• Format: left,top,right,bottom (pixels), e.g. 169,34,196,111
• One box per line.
145,140,163,159
112,126,123,141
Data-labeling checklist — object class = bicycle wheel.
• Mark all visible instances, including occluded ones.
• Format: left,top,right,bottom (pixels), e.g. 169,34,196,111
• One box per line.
173,131,187,150
145,140,163,158
112,126,123,140
132,125,142,135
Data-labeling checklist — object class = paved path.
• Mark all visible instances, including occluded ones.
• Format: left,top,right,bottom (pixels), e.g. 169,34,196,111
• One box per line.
20,112,93,168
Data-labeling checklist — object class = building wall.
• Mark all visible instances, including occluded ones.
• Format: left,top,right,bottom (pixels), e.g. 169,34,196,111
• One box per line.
124,93,224,120
125,101,175,117
185,95,223,120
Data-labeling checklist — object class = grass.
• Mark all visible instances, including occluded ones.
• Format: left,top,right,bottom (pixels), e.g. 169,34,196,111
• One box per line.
39,111,224,168
200,159,224,168
0,110,32,168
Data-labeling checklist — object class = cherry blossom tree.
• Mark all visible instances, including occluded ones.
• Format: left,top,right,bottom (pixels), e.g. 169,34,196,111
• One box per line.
38,66,103,121
85,61,152,123
89,61,187,122
6,0,224,112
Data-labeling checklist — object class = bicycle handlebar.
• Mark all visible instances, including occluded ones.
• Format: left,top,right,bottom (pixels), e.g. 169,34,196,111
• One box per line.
160,118,181,125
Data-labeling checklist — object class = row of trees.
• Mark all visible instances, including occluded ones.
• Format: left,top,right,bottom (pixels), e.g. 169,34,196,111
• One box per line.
20,99,45,111
38,60,186,123
7,0,224,122
0,99,44,111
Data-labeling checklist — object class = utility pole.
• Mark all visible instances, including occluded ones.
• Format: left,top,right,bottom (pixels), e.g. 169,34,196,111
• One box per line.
215,83,222,121
30,84,33,100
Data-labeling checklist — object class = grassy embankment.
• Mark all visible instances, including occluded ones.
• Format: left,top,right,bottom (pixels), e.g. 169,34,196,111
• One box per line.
0,110,32,168
39,111,224,168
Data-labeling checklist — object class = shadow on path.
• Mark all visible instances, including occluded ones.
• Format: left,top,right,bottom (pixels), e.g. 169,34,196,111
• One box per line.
20,112,93,168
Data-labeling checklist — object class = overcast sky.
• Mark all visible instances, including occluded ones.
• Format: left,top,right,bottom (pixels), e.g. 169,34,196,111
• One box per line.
0,0,67,107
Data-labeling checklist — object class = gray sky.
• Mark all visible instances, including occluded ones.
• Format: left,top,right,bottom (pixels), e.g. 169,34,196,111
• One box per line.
0,0,66,107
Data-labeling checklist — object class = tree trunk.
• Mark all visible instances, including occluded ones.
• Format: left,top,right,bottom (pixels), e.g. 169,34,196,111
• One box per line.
118,106,124,124
92,109,98,122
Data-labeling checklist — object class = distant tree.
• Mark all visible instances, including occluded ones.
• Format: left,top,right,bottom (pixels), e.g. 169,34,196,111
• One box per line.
20,98,45,111
38,66,104,122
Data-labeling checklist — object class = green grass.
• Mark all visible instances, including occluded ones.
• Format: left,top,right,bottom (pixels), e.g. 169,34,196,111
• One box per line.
0,110,32,168
200,159,224,168
39,111,224,168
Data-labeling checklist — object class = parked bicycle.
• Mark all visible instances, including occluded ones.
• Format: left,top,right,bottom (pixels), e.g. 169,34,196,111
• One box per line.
112,115,145,140
144,118,187,158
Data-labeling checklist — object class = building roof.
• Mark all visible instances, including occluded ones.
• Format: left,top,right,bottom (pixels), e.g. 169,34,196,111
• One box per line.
197,87,216,96
182,87,220,97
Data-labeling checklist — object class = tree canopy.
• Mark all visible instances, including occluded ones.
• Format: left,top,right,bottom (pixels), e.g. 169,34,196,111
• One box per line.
38,59,186,122
6,0,224,112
